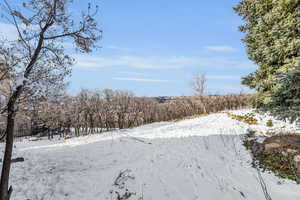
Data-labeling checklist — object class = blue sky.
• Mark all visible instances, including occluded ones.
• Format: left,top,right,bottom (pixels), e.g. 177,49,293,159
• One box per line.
1,0,256,96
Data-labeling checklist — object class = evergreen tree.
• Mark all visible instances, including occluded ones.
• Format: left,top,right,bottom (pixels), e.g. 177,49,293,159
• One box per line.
266,68,300,122
235,0,300,121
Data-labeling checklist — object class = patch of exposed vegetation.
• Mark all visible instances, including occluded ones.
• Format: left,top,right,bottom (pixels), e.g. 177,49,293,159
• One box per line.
227,113,258,125
243,131,300,182
266,120,273,127
254,149,298,181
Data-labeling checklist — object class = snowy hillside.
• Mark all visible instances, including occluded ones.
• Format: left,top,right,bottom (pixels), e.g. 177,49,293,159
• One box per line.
2,110,300,200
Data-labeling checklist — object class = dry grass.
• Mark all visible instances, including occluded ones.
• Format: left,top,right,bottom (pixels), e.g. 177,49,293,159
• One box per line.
226,112,258,125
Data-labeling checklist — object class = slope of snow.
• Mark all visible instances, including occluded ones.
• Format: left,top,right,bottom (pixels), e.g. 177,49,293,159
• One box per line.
1,111,300,200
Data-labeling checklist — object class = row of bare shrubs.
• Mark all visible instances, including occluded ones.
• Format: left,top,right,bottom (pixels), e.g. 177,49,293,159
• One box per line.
4,89,252,137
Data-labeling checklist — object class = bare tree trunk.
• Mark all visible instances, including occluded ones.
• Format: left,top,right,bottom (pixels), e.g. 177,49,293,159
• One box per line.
0,98,17,200
1,19,45,198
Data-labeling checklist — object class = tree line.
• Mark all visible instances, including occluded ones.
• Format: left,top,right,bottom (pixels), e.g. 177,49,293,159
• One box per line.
2,89,252,138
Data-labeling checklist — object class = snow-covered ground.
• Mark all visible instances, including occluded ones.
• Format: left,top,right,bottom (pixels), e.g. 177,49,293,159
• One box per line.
1,110,300,200
228,109,297,134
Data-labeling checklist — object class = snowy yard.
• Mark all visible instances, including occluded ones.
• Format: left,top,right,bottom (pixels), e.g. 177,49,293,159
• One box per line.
2,110,300,200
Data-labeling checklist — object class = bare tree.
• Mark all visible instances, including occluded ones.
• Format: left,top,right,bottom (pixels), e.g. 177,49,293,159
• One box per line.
5,88,251,139
191,73,206,95
0,0,101,199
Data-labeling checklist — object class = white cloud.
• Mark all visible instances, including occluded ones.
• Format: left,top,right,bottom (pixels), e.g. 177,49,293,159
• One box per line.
73,55,197,69
204,45,236,52
106,45,133,52
118,71,146,76
208,84,252,94
73,54,256,70
113,77,170,82
206,75,241,80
